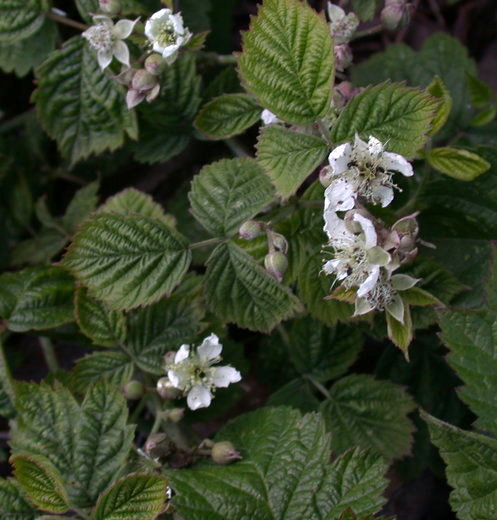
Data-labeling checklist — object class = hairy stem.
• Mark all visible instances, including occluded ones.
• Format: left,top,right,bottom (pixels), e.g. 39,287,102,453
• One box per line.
304,374,332,400
39,337,60,373
189,237,224,250
45,11,88,31
0,335,16,406
224,137,250,157
352,24,383,40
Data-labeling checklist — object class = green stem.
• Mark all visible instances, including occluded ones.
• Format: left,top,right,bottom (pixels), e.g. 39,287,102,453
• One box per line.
224,137,250,157
150,411,164,435
39,337,60,373
45,11,88,31
0,335,17,406
317,119,333,147
304,375,332,400
189,237,224,250
351,24,383,40
198,51,238,65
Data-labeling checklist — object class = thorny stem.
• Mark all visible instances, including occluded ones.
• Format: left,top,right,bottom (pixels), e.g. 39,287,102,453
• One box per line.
351,24,383,40
39,336,60,373
45,11,89,32
304,375,332,401
224,137,250,157
189,237,224,250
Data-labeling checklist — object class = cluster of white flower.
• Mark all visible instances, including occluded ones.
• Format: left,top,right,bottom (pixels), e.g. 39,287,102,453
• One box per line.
322,134,420,321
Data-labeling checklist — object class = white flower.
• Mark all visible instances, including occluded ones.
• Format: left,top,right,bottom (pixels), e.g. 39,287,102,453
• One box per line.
166,333,241,410
83,15,138,70
261,109,281,126
325,134,414,211
145,9,191,65
327,3,359,44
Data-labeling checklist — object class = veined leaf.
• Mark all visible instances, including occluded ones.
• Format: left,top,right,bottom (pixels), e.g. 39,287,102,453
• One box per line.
466,74,494,108
320,374,416,460
0,478,37,520
257,126,329,198
426,75,452,135
352,0,378,20
34,36,137,165
0,0,48,43
331,83,439,157
204,242,302,332
62,181,99,234
238,0,334,125
195,94,262,139
63,213,191,310
0,266,74,332
427,147,490,181
189,158,274,237
92,474,169,520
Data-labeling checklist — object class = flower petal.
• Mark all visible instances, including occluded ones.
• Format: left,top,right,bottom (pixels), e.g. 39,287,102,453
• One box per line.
372,184,394,208
151,8,171,20
162,44,179,59
391,274,420,291
167,369,182,388
324,178,356,212
327,2,346,22
113,40,130,67
367,136,383,156
323,207,348,241
357,265,380,298
328,143,352,175
187,385,212,410
212,366,241,388
382,152,414,176
354,297,374,316
113,18,137,39
163,49,179,65
261,109,280,125
97,50,113,70
174,344,190,363
197,333,222,361
353,213,377,249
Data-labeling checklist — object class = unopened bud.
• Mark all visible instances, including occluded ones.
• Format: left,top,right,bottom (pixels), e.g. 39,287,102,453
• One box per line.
381,0,411,31
167,408,185,423
132,70,159,92
264,252,288,282
319,166,334,188
144,54,166,76
163,351,176,366
334,43,353,72
123,380,144,400
211,441,242,465
269,232,288,254
239,220,263,240
145,432,174,459
157,377,181,400
126,89,145,109
392,213,419,236
99,0,121,14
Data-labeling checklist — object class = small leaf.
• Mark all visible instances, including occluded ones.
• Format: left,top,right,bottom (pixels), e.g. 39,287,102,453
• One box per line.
331,83,439,157
470,106,496,127
12,454,70,514
426,75,452,135
189,158,274,237
320,374,416,460
195,93,262,139
238,0,334,125
427,147,490,180
0,478,37,520
63,213,191,310
92,474,169,520
204,242,302,332
352,0,379,20
63,181,99,234
257,126,329,198
466,73,494,108
386,303,413,357
0,0,48,43
401,287,442,306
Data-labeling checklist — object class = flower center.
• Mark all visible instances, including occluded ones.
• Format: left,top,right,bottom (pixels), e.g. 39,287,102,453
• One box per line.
365,278,394,310
156,21,178,47
85,24,114,53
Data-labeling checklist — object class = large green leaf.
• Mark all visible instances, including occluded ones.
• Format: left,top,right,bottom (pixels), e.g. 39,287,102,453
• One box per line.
62,213,191,310
331,83,438,157
0,478,37,520
171,407,388,519
257,126,329,198
424,413,497,520
189,158,274,237
0,0,48,43
238,0,334,125
92,474,169,520
427,147,490,180
320,374,416,460
34,36,137,165
204,242,302,332
0,266,74,332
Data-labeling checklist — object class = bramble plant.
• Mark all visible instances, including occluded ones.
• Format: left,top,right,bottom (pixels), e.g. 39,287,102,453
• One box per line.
0,0,496,519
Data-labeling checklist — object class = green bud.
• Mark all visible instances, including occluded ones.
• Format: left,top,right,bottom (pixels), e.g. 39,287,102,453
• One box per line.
123,380,144,400
211,441,242,465
167,408,185,423
269,232,288,254
144,54,166,76
99,0,121,15
131,70,159,92
145,432,174,459
239,220,263,240
264,252,288,282
157,377,181,400
381,0,411,31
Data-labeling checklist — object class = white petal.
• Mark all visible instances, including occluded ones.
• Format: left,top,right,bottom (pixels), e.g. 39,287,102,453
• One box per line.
197,333,222,361
382,152,414,176
212,366,241,388
367,136,384,157
167,369,181,388
323,258,348,279
113,40,130,67
97,50,113,70
171,13,185,33
163,49,179,65
328,143,352,175
327,3,346,22
144,19,157,40
261,109,280,125
323,207,347,240
357,266,380,298
151,8,171,20
324,179,356,212
113,18,137,39
187,385,212,410
354,297,374,316
162,44,179,59
386,293,405,323
353,133,369,155
353,213,377,249
391,274,420,291
174,344,190,363
373,184,394,208
152,41,165,53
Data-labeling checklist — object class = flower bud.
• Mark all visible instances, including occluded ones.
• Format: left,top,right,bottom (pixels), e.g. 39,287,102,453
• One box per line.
145,432,174,459
99,0,121,14
146,82,161,103
211,441,242,465
264,252,288,282
123,380,144,400
144,54,166,76
157,377,182,400
381,0,411,31
131,69,159,92
164,351,176,366
319,166,334,188
269,232,288,254
166,408,185,423
334,43,353,72
239,220,263,240
126,89,145,110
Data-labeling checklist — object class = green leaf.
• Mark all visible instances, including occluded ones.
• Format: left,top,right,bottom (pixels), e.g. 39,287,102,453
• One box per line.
470,106,497,127
75,288,127,347
238,0,334,125
0,478,37,520
62,181,99,234
180,0,212,33
62,213,191,310
195,94,262,139
386,303,413,358
0,0,48,43
0,266,75,332
426,75,452,135
257,126,329,198
424,412,497,520
320,374,416,460
427,147,490,180
205,242,302,332
34,36,137,165
401,287,441,306
12,454,70,514
75,0,98,23
92,474,169,520
331,83,438,157
352,0,379,20
171,407,388,520
268,378,320,412
466,73,494,108
189,158,274,237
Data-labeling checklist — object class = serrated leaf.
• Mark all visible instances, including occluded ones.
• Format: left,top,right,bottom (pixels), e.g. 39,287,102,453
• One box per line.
352,0,378,20
189,158,274,237
0,266,74,332
320,374,416,460
401,287,441,306
75,288,127,347
12,454,70,514
0,0,48,43
62,213,191,310
466,74,494,108
35,36,137,165
238,0,334,125
204,242,302,332
427,147,490,180
470,106,496,127
426,75,452,135
63,181,99,234
0,478,37,520
268,378,320,412
331,83,438,157
195,93,262,139
92,473,168,520
171,407,388,520
424,412,497,520
257,126,329,198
